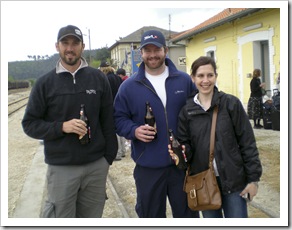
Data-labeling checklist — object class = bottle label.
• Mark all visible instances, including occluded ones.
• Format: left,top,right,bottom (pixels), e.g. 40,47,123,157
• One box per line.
172,154,179,165
79,104,90,144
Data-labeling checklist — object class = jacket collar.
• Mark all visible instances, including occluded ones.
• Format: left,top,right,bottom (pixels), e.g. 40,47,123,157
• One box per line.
56,57,88,74
211,86,221,106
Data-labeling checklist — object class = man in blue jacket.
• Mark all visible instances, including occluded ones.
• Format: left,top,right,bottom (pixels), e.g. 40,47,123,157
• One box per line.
22,25,118,218
114,30,198,218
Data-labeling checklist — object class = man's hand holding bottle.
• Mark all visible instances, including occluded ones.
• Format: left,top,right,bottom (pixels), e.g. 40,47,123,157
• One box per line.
135,124,156,142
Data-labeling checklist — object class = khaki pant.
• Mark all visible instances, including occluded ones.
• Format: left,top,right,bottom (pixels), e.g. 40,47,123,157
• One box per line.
41,157,109,218
116,134,126,159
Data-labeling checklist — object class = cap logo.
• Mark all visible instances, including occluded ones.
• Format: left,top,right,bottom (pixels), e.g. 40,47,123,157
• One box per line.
75,29,82,36
144,35,158,41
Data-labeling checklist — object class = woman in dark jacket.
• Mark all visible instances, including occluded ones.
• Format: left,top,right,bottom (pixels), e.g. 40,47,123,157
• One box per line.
170,56,262,218
248,69,265,128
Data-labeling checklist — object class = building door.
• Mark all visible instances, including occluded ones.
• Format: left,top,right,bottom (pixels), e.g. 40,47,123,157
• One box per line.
252,40,271,90
238,29,275,103
260,41,270,91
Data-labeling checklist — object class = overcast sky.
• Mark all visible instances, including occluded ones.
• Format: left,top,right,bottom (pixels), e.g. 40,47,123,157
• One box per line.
1,1,224,62
1,0,280,62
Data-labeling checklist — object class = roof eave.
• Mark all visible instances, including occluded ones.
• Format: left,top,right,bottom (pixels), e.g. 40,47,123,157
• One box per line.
171,8,263,44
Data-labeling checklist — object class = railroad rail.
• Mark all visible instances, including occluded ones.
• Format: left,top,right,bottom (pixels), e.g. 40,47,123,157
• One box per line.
8,96,29,116
8,88,31,116
107,175,130,218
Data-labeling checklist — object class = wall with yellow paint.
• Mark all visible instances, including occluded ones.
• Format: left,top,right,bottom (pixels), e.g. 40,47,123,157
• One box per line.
185,8,280,104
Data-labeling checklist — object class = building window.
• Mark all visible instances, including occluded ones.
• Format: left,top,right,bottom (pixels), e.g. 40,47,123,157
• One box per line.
207,51,215,59
205,45,217,61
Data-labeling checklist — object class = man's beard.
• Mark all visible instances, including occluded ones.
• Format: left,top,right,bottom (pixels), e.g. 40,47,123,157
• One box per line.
61,52,80,66
144,57,165,70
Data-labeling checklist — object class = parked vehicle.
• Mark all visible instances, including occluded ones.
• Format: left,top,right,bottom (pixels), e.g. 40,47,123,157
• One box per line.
8,81,30,90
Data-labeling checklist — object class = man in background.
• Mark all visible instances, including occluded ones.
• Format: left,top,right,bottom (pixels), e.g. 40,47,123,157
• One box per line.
116,68,129,81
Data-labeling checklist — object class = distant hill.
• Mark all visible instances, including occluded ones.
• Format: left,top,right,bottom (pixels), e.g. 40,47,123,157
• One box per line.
8,54,59,80
8,50,96,80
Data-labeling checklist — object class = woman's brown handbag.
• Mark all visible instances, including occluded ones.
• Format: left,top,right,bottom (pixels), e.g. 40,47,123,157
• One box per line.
183,106,222,211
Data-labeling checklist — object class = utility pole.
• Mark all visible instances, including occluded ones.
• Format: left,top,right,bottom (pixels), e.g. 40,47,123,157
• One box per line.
88,28,91,64
169,14,171,41
168,14,171,56
84,27,92,64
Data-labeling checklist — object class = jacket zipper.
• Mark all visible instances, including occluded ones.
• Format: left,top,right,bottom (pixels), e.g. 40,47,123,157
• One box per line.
137,79,170,161
139,78,171,136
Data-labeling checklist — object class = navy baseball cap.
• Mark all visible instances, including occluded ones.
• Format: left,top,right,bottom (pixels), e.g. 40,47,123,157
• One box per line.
140,30,166,49
57,25,83,42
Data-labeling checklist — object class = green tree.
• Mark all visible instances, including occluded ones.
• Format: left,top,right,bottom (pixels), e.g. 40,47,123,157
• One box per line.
8,47,112,80
95,47,110,61
8,75,14,81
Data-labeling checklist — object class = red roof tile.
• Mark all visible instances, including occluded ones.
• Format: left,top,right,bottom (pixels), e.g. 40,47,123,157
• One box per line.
172,8,250,42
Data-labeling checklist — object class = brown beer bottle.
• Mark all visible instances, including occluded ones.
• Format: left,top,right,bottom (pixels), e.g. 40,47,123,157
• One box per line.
168,129,187,170
145,101,157,139
79,104,90,144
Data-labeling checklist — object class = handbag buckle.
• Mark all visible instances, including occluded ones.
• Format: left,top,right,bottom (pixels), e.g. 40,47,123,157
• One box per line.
190,188,196,199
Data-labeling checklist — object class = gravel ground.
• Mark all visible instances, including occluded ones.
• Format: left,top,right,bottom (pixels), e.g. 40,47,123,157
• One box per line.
7,89,281,220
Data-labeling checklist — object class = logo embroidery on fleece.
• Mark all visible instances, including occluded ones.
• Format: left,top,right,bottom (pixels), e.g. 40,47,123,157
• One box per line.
86,89,96,94
175,90,184,94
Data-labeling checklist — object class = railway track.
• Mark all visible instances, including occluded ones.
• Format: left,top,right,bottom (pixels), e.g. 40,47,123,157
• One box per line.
8,97,29,116
8,88,31,116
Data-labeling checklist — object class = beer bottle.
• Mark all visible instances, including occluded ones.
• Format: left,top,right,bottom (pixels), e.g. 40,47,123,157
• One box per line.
145,101,157,139
168,129,187,170
79,104,90,144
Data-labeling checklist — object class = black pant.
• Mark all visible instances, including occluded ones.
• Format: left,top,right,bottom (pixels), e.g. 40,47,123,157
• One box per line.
133,164,199,218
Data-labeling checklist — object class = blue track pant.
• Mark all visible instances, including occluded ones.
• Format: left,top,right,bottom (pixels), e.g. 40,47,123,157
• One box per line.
134,164,199,218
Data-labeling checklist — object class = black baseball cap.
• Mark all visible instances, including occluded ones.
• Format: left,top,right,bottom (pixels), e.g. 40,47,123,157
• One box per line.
57,25,83,42
140,30,166,49
100,61,110,67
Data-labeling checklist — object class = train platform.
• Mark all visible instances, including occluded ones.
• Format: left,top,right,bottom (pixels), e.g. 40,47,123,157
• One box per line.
12,143,127,219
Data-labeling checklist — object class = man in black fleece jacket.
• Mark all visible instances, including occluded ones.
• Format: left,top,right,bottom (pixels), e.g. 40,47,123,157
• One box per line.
22,25,118,218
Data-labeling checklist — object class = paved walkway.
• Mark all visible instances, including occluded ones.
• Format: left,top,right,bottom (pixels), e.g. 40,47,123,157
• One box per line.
12,145,125,218
13,145,47,218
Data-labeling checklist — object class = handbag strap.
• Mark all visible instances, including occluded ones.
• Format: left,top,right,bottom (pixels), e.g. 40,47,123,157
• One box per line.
209,105,218,169
185,105,218,175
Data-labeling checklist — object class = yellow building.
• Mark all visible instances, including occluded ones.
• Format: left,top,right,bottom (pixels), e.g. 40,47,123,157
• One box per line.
171,8,280,104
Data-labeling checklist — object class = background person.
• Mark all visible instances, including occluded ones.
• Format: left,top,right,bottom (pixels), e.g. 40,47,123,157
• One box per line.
263,90,273,106
99,61,124,161
172,56,262,218
276,71,280,92
114,30,199,218
22,25,118,218
115,68,129,158
248,69,265,129
99,61,122,101
116,68,129,81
